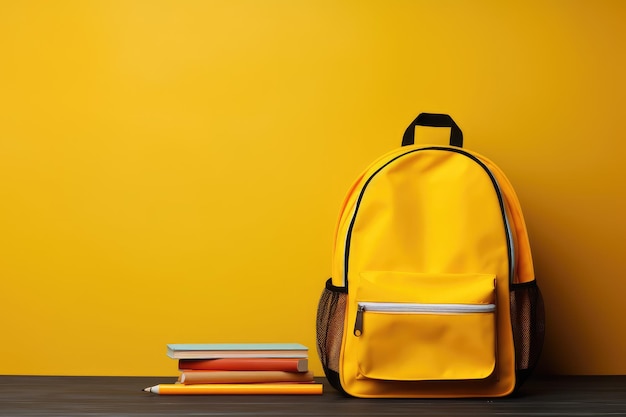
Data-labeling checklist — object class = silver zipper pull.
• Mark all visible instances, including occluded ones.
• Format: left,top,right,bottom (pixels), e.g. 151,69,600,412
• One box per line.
353,304,365,337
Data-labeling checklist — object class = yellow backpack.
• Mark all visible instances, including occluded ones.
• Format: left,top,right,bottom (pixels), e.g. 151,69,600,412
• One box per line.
316,113,545,398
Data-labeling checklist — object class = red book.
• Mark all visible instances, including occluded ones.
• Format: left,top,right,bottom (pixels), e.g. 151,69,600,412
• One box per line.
178,358,308,372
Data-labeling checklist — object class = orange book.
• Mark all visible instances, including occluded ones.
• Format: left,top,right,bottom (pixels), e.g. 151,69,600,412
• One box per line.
178,358,308,372
179,370,315,384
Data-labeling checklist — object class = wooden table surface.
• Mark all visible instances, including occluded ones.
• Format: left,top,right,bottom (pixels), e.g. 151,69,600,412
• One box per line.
1,375,625,416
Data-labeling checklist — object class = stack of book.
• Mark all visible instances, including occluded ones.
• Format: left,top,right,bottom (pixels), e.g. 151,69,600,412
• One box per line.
149,343,322,395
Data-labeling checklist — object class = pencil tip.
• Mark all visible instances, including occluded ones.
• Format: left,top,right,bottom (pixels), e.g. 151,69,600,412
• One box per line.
142,387,149,392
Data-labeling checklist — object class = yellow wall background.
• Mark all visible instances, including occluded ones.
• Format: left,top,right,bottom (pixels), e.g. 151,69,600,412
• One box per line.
1,0,624,377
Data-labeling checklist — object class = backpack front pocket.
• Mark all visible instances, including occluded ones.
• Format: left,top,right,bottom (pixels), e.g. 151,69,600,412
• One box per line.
352,272,497,382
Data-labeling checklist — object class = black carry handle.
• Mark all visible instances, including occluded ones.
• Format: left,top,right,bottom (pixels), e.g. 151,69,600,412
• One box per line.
402,113,463,148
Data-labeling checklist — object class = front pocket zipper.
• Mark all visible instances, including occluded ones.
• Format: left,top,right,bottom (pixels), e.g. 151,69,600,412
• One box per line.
353,302,496,336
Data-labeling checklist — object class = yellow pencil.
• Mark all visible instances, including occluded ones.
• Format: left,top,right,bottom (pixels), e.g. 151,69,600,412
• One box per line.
142,383,323,395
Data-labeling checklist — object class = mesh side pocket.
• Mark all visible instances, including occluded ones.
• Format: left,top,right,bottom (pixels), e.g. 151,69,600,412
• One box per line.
510,281,545,387
316,278,346,392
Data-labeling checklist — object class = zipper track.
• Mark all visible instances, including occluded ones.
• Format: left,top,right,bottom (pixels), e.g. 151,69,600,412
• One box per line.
358,301,496,314
353,301,496,336
342,147,514,289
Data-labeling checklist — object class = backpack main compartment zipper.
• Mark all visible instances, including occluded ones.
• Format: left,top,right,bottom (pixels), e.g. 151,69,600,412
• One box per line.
342,147,514,288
